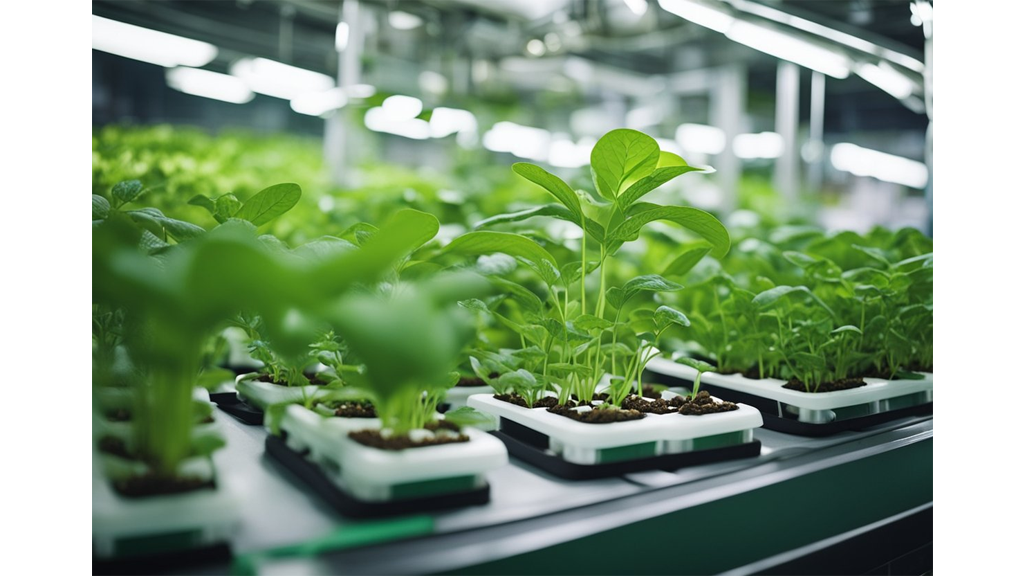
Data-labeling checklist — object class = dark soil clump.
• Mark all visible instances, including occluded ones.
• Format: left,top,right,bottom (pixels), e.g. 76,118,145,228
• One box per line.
621,395,678,414
333,402,376,418
783,377,866,393
113,474,215,498
571,392,609,403
494,393,558,409
348,426,469,450
548,404,645,423
641,385,663,399
678,391,739,415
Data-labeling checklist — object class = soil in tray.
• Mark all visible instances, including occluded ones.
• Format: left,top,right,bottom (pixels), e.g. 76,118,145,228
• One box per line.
348,420,469,450
717,366,764,379
677,391,739,415
113,474,215,498
331,401,376,418
493,393,559,409
547,404,645,423
783,377,866,393
571,392,609,403
621,394,684,414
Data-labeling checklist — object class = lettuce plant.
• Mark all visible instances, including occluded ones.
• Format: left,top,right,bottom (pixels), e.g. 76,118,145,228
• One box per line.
439,129,730,409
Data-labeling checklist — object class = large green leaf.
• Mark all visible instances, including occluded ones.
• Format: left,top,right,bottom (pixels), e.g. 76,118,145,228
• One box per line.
511,163,584,224
607,274,684,310
590,129,660,200
607,204,730,258
662,242,712,277
92,195,110,220
654,306,690,330
617,166,704,209
111,180,144,207
235,183,301,226
441,231,560,286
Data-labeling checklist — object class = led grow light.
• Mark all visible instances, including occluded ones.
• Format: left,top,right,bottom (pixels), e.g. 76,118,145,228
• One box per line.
230,57,334,101
92,15,217,68
166,67,253,104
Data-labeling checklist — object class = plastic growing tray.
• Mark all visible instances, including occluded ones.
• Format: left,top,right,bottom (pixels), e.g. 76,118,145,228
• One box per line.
468,392,762,479
645,357,933,437
210,391,264,425
234,374,334,410
269,405,507,517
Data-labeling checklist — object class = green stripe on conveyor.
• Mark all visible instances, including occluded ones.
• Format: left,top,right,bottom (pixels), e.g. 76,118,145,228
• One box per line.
232,516,434,575
113,528,203,557
391,476,477,499
692,430,748,451
596,442,658,463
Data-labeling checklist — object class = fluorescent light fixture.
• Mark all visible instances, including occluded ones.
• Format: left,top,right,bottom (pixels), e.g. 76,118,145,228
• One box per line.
623,0,649,17
364,107,430,140
335,22,349,51
733,132,784,159
346,84,376,98
429,107,477,138
166,67,253,104
381,95,423,120
389,11,423,30
482,122,551,161
676,123,726,155
548,136,594,168
727,21,850,78
855,61,916,100
658,0,734,33
831,143,928,189
290,88,348,116
230,58,334,100
93,15,217,68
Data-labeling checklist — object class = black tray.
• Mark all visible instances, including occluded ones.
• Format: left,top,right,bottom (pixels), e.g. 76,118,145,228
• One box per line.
93,543,231,575
493,418,761,480
210,392,264,425
651,373,933,437
265,434,491,519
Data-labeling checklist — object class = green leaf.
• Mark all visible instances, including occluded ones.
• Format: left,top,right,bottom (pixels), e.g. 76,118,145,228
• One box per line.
441,231,560,286
675,357,714,374
831,325,863,335
590,129,660,199
92,195,110,220
458,298,490,313
475,253,518,276
214,194,243,223
235,183,302,226
191,433,226,458
340,222,379,247
662,242,712,277
489,276,544,315
792,352,826,371
443,406,493,428
511,163,584,224
111,180,144,207
654,306,690,330
293,236,358,262
187,194,216,214
752,285,835,317
657,151,688,167
617,166,704,209
159,217,206,241
573,314,613,332
473,204,607,244
607,205,730,259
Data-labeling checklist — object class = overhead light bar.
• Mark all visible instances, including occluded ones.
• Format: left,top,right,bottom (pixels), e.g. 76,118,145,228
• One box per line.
733,132,784,159
388,11,423,30
230,57,334,101
335,22,349,52
727,21,850,78
855,61,917,99
429,108,477,139
676,124,726,155
166,67,253,104
290,88,348,117
381,95,423,120
831,143,928,189
482,122,551,162
92,15,217,68
658,0,734,33
364,107,429,140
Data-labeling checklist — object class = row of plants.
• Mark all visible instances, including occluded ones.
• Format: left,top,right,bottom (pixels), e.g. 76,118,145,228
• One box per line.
92,125,931,559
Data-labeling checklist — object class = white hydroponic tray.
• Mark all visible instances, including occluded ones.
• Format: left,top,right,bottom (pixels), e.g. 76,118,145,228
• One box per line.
235,374,333,410
468,391,762,465
92,411,240,560
280,405,508,501
445,384,493,408
646,357,933,411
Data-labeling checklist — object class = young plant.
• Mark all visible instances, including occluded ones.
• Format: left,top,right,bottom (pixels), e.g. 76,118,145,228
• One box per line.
675,358,716,398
